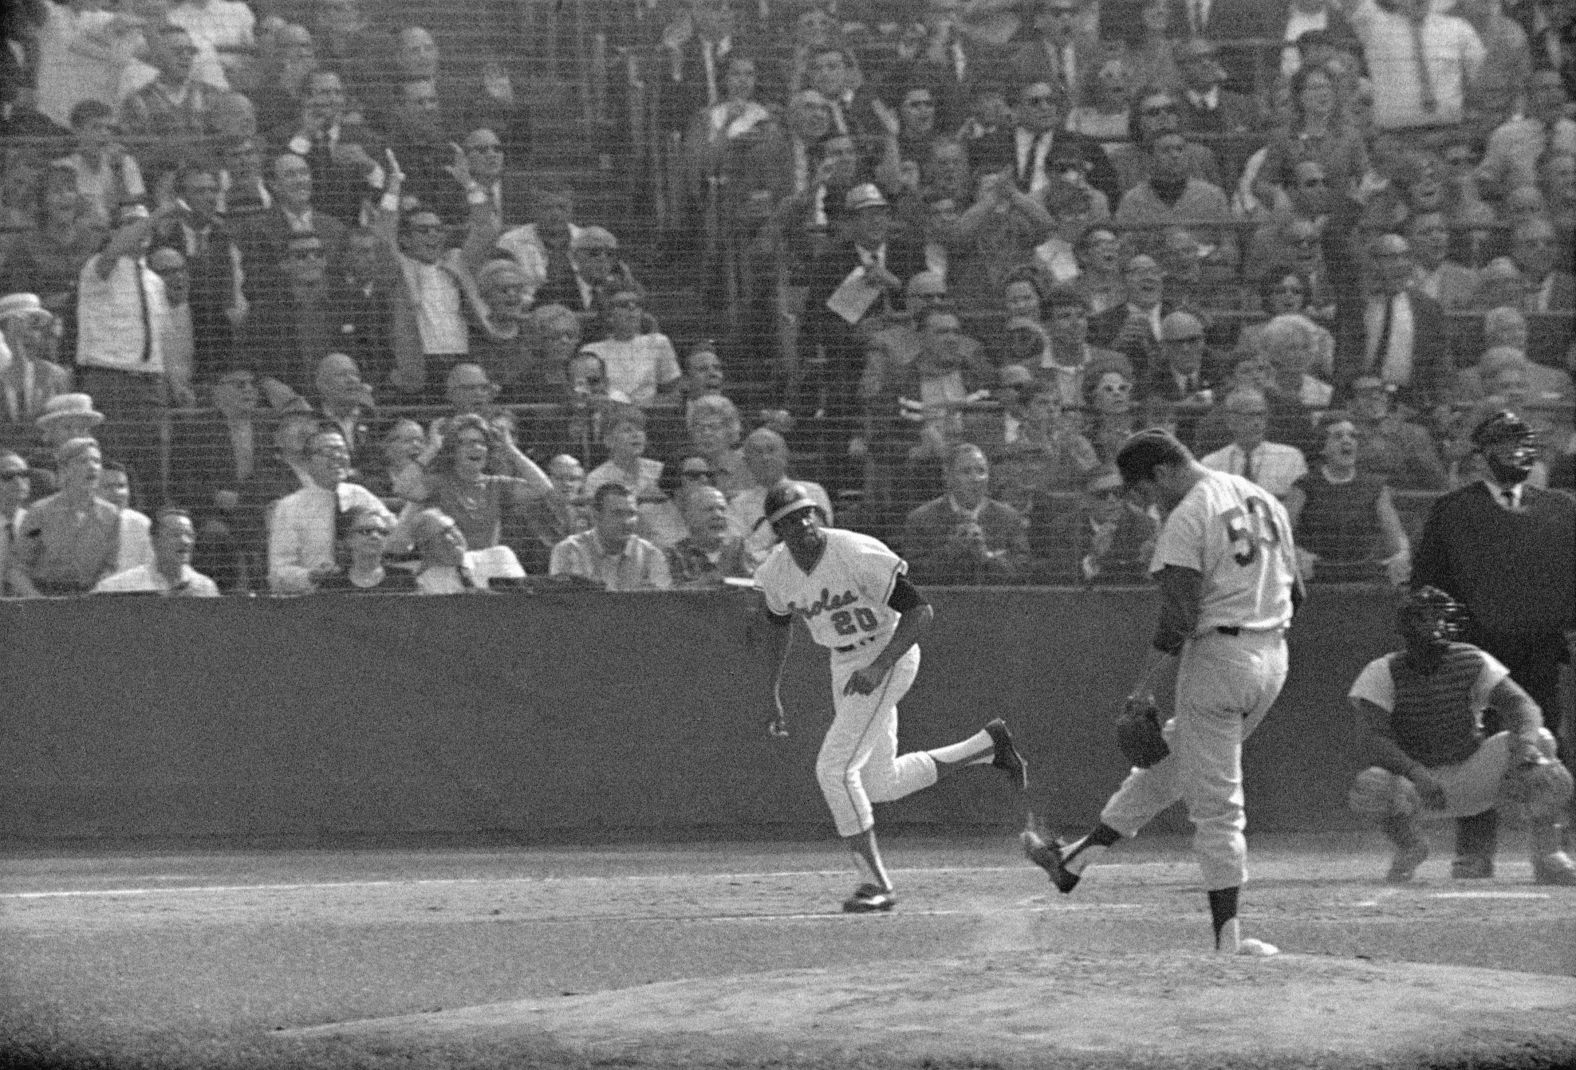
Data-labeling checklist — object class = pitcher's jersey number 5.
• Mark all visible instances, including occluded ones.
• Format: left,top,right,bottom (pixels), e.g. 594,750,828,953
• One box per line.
1221,497,1282,567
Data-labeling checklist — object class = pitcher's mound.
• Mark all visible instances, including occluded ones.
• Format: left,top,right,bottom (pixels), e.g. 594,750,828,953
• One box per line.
289,951,1576,1068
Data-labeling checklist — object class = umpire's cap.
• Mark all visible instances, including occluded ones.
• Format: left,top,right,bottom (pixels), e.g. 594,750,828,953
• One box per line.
758,481,823,531
1469,409,1534,450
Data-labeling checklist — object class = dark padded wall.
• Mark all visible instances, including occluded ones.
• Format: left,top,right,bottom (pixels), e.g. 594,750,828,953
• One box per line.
0,587,1395,842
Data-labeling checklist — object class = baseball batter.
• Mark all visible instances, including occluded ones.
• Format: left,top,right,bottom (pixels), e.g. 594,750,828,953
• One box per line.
755,482,1027,913
1346,586,1576,885
1024,429,1301,955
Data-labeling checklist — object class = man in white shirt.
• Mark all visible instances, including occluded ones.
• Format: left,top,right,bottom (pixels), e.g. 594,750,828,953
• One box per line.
1201,386,1309,498
1332,0,1487,140
267,427,394,593
95,506,219,596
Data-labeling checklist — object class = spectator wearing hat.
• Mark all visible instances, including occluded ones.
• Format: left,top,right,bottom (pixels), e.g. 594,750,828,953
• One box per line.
9,437,120,597
0,294,73,450
32,392,105,467
803,182,927,483
0,449,36,596
94,505,220,596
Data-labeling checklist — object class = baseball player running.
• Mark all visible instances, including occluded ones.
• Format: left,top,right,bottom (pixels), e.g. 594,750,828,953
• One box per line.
1346,586,1576,885
1024,429,1302,955
755,482,1028,913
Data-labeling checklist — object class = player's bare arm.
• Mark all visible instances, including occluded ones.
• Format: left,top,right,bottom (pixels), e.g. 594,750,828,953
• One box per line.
1350,696,1447,809
764,606,795,738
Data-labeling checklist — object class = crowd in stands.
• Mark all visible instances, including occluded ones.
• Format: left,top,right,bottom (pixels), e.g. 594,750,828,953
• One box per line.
0,0,1572,597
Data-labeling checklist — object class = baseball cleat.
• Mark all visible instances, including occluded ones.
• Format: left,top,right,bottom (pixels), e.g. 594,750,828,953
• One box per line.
1532,851,1576,886
1450,854,1494,880
842,883,897,913
1385,841,1429,884
1021,826,1080,894
1234,937,1280,957
985,718,1028,791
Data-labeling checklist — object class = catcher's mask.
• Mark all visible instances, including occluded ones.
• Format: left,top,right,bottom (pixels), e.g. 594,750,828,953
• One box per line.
1397,585,1468,653
1470,409,1538,484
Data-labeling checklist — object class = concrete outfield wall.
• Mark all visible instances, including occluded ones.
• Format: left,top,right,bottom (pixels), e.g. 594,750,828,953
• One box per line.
0,587,1395,843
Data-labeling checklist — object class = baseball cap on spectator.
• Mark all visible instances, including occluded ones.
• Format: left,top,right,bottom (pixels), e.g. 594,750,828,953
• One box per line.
0,293,47,321
844,183,889,211
572,227,619,251
36,393,105,429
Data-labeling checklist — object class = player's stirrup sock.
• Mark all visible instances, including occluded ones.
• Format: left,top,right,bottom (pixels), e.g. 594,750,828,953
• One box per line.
1061,822,1123,876
1209,886,1240,950
926,729,994,768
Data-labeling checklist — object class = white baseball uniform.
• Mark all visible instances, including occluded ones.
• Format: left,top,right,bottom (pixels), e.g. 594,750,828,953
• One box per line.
756,527,938,837
1102,470,1299,890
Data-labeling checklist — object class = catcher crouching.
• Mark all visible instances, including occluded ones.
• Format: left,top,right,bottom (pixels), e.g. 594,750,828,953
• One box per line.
1346,586,1576,886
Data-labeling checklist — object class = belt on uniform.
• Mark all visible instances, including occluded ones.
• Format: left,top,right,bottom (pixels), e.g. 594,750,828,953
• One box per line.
835,637,879,653
1216,626,1241,636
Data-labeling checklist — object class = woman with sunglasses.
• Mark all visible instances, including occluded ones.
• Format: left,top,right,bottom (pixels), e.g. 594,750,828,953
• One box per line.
317,505,418,592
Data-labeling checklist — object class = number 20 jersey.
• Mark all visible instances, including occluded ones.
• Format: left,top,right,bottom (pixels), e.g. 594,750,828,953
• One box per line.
756,528,906,651
1151,470,1299,634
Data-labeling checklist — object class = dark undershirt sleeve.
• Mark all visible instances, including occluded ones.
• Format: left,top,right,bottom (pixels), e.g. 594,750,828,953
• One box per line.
766,608,793,627
1153,565,1203,655
887,573,926,613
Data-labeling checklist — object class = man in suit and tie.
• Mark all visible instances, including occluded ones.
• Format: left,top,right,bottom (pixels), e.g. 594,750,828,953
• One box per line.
657,0,763,136
973,79,1119,209
1166,0,1288,94
1174,39,1258,147
1508,215,1576,312
1145,310,1223,446
230,153,349,302
0,294,72,453
169,364,275,591
1088,254,1174,382
806,46,886,139
156,166,246,373
1332,231,1453,410
272,68,386,227
1007,0,1101,113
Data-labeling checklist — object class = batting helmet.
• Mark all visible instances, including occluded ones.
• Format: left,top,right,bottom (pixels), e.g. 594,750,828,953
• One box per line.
757,481,825,531
1398,585,1468,649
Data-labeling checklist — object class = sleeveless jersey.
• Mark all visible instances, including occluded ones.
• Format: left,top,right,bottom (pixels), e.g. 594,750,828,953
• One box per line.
1348,643,1509,767
756,527,906,650
1151,470,1299,633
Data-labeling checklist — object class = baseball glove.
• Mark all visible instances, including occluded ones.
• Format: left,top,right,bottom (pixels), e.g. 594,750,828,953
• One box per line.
1116,695,1170,769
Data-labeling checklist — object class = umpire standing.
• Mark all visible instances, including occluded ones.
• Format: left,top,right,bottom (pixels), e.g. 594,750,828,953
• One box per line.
1411,411,1576,820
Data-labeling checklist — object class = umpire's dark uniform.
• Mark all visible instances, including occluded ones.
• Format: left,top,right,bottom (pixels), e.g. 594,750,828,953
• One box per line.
1412,480,1575,762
